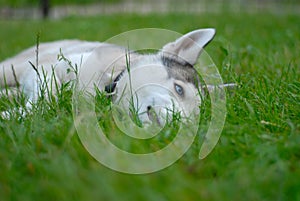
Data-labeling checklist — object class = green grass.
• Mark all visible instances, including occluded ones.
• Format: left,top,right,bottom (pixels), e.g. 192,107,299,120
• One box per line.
0,12,300,201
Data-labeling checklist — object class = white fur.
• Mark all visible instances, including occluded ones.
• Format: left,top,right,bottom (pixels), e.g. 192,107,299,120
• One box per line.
0,29,217,124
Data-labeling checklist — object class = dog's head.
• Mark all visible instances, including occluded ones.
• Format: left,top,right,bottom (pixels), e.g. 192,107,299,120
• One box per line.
113,29,216,126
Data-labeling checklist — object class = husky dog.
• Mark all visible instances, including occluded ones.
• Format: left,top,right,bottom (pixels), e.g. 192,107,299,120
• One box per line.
0,29,216,125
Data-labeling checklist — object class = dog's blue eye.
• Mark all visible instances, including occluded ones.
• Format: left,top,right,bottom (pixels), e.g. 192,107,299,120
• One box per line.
175,84,184,96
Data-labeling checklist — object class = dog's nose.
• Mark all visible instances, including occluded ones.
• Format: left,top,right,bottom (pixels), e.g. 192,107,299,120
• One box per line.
147,105,152,111
146,105,161,126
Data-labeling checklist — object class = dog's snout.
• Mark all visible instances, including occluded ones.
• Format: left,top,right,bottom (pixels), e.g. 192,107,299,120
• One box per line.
146,105,162,126
147,105,152,111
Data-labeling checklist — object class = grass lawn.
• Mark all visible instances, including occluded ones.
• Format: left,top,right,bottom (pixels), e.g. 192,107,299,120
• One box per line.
0,12,300,201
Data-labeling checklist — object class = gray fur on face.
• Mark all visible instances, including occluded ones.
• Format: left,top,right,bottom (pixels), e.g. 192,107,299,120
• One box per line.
161,55,200,87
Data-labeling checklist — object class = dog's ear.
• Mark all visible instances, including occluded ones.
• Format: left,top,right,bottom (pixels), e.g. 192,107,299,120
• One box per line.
162,29,215,65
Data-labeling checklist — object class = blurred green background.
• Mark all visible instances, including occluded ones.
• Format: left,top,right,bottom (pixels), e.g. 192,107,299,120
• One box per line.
1,0,299,20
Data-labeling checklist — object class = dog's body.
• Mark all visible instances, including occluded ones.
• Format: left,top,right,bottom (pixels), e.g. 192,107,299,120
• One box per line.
0,40,127,98
0,29,216,124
